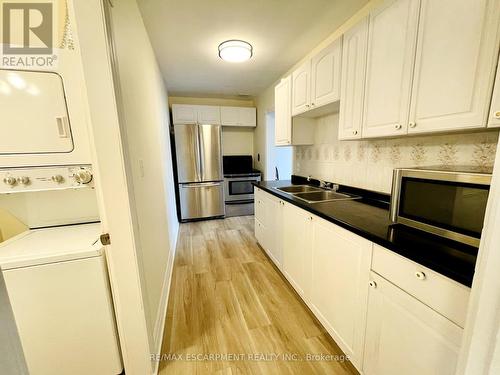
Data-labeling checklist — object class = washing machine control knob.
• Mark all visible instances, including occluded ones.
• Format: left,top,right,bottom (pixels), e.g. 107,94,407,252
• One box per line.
3,176,17,186
74,170,93,184
17,176,30,185
51,175,64,183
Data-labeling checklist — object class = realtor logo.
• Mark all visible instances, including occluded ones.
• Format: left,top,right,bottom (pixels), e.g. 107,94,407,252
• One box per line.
2,2,53,55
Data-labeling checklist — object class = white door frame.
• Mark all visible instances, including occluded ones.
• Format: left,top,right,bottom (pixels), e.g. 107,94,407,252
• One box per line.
73,1,152,374
457,140,500,375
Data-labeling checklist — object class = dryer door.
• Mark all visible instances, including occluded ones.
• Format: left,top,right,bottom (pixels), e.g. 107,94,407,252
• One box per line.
0,70,74,154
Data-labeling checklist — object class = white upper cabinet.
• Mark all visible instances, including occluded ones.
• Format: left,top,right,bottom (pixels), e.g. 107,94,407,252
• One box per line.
197,105,221,124
275,76,292,146
408,0,500,134
488,54,500,128
238,107,257,127
362,0,420,138
172,104,198,124
221,106,256,127
291,39,343,117
339,18,369,140
311,38,343,108
0,70,73,155
220,106,240,125
171,104,221,125
291,60,311,116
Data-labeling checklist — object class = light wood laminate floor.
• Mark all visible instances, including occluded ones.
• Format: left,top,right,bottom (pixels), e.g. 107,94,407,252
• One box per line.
159,216,358,375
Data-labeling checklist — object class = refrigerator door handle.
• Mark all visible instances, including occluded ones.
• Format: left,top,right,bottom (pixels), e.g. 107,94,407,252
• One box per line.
181,182,222,188
197,125,204,181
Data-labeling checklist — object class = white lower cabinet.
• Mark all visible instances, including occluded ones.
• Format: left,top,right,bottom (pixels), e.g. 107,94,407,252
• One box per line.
254,218,266,251
265,195,284,268
253,189,468,374
363,272,463,375
282,203,313,298
255,188,284,268
309,217,372,369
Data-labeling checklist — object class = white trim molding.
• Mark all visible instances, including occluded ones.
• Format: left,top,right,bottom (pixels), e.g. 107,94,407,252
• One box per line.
152,231,179,375
458,140,500,375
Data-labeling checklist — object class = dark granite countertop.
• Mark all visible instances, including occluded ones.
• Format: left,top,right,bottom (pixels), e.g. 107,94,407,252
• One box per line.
254,179,477,287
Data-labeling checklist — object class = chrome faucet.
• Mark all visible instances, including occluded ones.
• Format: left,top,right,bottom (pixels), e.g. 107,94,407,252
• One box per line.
320,181,340,191
320,180,332,189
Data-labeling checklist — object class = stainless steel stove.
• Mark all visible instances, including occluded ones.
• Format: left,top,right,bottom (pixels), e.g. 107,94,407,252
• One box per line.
223,156,261,217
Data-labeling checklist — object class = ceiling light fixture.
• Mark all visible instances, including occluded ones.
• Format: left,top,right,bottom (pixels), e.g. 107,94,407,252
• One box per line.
218,40,253,63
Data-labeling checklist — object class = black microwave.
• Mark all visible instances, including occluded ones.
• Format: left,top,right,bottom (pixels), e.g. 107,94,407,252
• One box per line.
390,167,492,247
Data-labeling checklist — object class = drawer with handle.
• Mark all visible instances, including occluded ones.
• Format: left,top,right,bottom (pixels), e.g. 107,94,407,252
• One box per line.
371,245,470,327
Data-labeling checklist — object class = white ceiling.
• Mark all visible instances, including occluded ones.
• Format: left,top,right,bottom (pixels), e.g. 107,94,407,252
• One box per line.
137,0,369,97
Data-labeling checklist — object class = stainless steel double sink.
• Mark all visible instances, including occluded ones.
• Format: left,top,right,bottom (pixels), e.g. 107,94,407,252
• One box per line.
274,185,360,203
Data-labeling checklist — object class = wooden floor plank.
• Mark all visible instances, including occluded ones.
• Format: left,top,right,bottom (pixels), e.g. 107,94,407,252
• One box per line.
159,217,358,375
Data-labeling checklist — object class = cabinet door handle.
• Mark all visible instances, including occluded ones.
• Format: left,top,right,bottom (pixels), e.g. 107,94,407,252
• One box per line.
353,130,358,135
395,124,402,130
415,271,426,280
409,122,416,128
369,280,377,289
308,216,313,221
495,111,500,119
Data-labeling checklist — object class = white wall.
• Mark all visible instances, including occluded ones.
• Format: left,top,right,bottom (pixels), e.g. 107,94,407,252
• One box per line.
109,0,179,356
265,112,293,180
254,85,275,178
222,127,254,156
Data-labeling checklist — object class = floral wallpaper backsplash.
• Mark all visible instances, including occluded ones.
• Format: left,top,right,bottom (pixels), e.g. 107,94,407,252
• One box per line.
293,114,499,194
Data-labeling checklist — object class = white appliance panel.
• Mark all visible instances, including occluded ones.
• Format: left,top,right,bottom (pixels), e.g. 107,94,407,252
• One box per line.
0,223,101,270
0,165,94,194
0,223,122,374
3,256,122,375
0,70,74,155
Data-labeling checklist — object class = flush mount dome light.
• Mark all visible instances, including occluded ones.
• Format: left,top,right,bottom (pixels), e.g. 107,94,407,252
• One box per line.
218,40,253,63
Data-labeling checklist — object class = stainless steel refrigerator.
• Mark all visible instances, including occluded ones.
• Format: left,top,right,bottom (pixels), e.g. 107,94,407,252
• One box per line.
174,123,225,221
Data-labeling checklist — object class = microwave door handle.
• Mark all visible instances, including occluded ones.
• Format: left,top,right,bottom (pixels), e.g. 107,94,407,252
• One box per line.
390,169,403,223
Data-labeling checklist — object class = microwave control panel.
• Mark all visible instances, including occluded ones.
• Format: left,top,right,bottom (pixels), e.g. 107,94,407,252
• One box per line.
0,165,94,194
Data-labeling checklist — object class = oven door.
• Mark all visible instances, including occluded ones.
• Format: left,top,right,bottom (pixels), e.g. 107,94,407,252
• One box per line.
224,176,260,202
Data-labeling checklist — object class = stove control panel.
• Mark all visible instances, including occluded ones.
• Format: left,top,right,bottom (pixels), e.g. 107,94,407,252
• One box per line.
0,165,94,194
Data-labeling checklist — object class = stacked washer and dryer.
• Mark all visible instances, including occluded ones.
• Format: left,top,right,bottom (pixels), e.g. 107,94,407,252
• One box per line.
0,30,122,375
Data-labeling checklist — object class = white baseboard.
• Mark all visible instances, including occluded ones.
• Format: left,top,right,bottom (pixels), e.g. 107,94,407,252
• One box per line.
151,227,179,375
